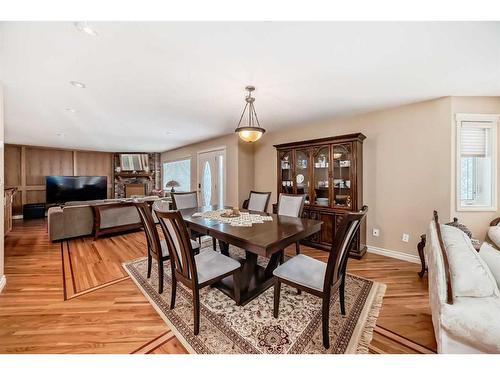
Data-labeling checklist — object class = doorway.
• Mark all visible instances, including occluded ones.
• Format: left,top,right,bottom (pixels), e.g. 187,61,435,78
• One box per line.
197,147,226,207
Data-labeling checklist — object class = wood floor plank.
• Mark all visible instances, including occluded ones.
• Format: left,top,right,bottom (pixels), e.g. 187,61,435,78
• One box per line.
0,218,437,354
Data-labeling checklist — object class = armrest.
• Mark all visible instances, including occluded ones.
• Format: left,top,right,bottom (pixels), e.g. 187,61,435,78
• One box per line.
47,206,64,241
441,297,500,353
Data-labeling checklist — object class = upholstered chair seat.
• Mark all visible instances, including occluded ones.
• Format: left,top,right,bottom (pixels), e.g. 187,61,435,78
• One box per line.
272,206,368,349
195,250,241,284
273,254,326,292
154,208,241,335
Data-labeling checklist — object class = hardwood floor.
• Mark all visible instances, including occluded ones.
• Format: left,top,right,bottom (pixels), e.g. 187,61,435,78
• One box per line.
0,219,436,354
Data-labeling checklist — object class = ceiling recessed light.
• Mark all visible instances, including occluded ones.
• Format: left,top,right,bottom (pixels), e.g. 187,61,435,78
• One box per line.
74,22,98,36
70,81,86,88
65,108,76,113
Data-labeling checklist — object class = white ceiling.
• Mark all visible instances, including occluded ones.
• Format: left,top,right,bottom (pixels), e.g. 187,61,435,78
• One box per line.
1,21,499,152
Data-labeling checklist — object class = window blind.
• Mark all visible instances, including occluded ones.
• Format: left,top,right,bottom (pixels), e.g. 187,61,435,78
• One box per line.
460,123,488,157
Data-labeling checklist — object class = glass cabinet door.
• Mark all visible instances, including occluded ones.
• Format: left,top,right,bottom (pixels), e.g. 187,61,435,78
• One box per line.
312,146,331,207
279,150,294,194
295,149,311,204
332,143,352,208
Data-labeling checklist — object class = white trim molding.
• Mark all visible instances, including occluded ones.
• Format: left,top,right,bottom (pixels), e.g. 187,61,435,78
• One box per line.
367,245,420,264
0,275,6,293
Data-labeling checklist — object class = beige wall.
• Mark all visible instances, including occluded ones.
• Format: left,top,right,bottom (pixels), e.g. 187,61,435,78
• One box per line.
161,134,254,207
450,96,500,239
238,140,255,207
253,97,453,255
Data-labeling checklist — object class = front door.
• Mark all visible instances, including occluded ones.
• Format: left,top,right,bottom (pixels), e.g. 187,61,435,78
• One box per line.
197,149,225,207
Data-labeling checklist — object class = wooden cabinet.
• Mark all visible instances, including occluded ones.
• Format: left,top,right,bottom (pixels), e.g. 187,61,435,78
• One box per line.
274,133,366,258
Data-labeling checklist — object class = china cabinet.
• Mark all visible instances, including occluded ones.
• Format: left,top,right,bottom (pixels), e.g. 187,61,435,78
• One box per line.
274,133,366,258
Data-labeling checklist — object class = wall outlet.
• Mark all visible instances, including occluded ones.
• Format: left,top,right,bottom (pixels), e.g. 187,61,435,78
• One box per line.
402,233,410,243
372,228,380,237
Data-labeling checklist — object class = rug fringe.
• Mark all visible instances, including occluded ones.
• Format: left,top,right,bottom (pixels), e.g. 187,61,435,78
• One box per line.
356,283,387,354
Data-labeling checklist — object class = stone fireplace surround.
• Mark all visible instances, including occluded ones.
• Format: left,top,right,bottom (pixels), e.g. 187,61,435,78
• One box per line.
113,153,161,199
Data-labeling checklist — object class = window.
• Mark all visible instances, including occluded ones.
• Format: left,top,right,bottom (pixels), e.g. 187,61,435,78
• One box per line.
162,158,191,192
456,114,498,211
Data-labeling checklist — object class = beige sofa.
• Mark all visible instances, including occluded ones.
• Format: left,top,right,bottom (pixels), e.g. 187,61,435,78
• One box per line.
427,212,500,353
47,197,165,241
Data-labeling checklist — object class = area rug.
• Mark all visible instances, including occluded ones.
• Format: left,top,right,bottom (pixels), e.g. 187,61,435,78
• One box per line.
123,246,386,354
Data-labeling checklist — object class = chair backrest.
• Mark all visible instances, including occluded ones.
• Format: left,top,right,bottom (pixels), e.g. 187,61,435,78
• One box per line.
247,191,271,212
171,191,198,210
277,193,306,218
323,206,368,292
134,201,163,260
154,208,198,285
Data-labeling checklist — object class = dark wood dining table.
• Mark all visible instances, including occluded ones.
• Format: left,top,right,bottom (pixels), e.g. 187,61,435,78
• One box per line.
180,205,323,305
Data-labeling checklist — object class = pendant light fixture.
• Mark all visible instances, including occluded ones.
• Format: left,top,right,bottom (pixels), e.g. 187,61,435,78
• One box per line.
235,86,266,142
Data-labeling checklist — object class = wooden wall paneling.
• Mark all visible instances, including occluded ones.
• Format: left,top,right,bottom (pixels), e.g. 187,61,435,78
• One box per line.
25,148,73,185
4,145,21,187
26,190,46,204
12,194,22,216
75,151,113,198
4,144,116,216
20,146,26,209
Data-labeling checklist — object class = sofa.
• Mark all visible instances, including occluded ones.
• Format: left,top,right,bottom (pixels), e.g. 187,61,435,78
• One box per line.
427,211,500,353
47,197,166,241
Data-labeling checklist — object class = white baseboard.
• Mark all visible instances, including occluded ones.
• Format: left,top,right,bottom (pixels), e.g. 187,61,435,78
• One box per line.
0,275,6,293
367,245,420,264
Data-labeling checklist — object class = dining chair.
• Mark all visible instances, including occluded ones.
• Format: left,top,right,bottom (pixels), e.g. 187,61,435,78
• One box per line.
277,193,306,255
155,208,241,335
242,191,272,212
171,191,216,250
134,201,201,294
272,206,368,349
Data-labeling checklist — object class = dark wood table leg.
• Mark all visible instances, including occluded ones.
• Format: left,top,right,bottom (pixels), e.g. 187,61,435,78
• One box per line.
219,240,230,257
214,249,282,306
417,234,427,278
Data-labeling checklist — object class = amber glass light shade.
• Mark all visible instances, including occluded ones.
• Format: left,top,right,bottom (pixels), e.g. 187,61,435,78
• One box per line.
236,128,265,143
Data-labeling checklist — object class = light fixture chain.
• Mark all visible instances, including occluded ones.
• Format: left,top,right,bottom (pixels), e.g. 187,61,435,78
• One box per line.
237,102,249,127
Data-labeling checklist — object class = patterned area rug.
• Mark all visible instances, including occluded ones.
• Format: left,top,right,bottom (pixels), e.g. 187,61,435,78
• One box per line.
123,245,386,354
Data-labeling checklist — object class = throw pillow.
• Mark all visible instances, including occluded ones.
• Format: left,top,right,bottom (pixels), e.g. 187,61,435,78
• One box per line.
479,242,500,289
487,225,500,250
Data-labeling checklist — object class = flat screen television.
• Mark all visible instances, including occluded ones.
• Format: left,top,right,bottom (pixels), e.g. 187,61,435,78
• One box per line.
45,176,107,204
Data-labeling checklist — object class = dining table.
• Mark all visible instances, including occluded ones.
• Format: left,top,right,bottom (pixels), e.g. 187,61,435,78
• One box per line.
180,205,323,305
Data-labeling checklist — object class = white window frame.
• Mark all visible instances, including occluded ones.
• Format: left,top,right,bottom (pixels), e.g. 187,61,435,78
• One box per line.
162,157,192,193
455,113,498,212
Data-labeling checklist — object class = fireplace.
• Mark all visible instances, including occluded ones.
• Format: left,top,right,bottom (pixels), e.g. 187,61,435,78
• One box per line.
113,153,161,199
124,183,146,198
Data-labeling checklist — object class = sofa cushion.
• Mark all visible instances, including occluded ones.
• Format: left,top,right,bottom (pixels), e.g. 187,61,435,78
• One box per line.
488,225,500,250
441,224,499,298
441,297,500,353
479,242,500,289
